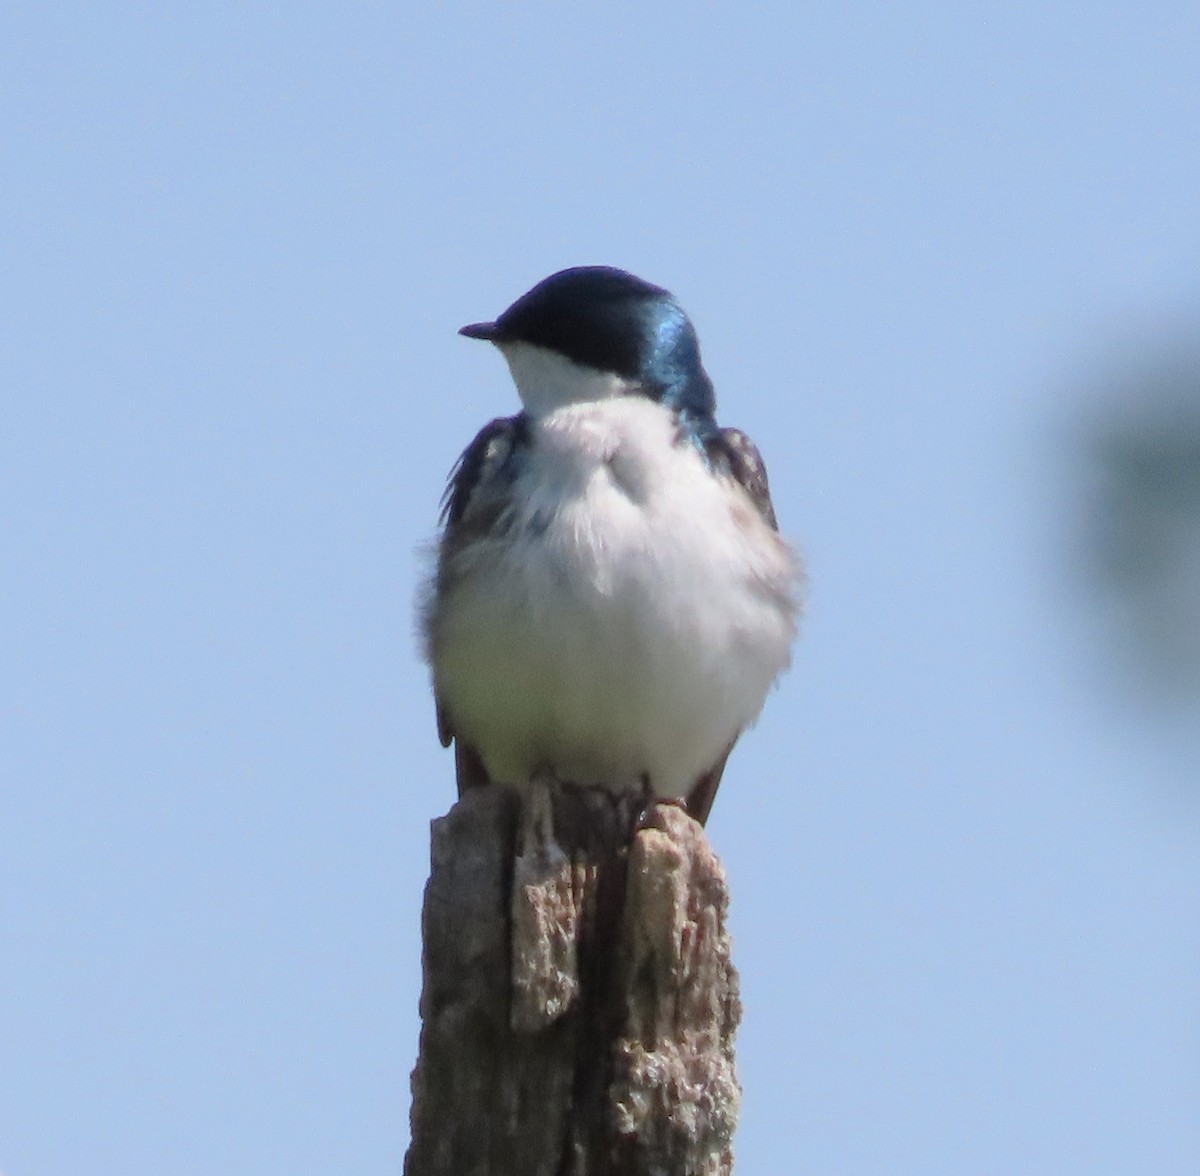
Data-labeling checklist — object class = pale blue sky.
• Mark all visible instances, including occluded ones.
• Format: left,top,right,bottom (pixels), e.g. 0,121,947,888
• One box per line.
3,4,1199,1173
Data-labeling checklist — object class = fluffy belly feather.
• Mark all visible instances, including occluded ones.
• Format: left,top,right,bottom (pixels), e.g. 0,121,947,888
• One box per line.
428,398,798,798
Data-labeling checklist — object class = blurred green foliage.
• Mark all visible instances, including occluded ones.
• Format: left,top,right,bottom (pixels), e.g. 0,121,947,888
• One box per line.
1084,347,1200,705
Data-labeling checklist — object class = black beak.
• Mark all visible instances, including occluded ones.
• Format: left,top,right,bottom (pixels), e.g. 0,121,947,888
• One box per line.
459,321,499,341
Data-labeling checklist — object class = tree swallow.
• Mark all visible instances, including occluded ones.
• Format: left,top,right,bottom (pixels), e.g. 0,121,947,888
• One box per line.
421,266,800,825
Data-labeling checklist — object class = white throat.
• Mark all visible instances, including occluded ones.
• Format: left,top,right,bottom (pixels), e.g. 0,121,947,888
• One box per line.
499,341,638,416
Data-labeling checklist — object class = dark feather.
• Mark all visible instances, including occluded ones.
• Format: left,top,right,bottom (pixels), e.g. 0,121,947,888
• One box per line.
433,414,529,758
435,699,453,749
454,741,492,797
685,739,737,827
440,413,528,528
704,427,779,531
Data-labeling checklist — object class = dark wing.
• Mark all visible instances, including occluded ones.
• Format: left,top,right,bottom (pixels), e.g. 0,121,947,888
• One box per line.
704,427,779,530
684,428,781,824
440,413,529,530
685,740,736,827
432,414,528,784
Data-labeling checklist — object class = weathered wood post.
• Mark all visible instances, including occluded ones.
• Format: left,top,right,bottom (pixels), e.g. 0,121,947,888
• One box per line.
403,779,742,1175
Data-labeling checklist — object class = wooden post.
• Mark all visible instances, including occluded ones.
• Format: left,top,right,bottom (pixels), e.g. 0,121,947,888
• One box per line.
403,780,742,1176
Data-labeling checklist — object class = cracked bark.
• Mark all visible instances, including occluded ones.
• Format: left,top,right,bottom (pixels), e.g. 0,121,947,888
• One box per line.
403,781,742,1176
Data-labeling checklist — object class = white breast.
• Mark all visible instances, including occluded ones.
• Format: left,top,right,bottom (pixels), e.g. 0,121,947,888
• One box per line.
429,396,799,798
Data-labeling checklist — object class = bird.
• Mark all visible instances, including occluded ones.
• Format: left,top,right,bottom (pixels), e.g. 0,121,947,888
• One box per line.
420,266,800,826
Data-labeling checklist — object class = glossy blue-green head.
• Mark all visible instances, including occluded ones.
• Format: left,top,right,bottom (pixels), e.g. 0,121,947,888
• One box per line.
460,266,717,424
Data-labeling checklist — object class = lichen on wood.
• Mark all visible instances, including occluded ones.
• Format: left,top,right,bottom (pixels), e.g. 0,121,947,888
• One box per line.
404,782,741,1176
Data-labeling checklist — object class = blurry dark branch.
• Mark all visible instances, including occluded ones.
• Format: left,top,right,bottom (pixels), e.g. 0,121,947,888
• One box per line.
403,782,741,1176
1077,343,1200,702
